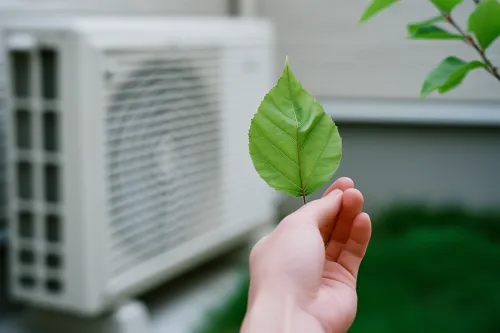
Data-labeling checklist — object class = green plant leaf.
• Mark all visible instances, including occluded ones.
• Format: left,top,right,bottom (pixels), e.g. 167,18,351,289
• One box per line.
408,26,464,39
420,56,486,98
409,15,444,28
360,0,399,23
407,16,464,40
248,58,342,198
430,0,463,13
468,0,500,50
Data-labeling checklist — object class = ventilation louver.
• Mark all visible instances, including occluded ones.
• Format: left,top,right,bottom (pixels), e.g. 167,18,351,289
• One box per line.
104,48,225,275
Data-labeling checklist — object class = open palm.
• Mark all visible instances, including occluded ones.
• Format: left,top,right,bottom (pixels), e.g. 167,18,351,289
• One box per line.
247,177,371,333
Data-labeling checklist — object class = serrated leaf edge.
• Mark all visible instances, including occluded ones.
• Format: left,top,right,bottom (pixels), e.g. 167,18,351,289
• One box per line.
248,58,342,197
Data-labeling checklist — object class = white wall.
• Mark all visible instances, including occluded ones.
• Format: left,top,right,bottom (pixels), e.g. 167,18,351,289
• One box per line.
258,0,500,102
0,0,228,16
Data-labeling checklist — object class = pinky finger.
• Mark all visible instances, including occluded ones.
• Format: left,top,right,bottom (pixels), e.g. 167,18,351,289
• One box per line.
337,212,372,279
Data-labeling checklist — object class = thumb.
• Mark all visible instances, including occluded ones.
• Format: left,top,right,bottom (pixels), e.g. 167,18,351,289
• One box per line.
294,190,343,239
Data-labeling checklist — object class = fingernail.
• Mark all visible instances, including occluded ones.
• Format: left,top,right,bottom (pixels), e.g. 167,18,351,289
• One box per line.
328,189,342,197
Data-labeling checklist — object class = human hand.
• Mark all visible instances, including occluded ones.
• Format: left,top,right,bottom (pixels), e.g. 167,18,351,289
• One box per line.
241,177,371,333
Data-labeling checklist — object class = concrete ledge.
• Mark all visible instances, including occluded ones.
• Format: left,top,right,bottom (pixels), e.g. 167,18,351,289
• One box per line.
323,99,500,127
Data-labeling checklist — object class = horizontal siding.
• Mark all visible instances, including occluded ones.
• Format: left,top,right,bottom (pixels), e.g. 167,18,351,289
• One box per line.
259,0,500,101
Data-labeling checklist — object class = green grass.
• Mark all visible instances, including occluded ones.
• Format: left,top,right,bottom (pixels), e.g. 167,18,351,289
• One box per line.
195,204,500,333
194,272,250,333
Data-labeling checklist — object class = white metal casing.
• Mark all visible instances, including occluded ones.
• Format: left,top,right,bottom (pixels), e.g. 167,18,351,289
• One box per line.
4,16,277,316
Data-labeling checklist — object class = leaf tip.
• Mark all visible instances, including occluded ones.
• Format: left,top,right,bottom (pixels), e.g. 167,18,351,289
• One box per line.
359,0,400,24
419,88,431,99
282,55,294,77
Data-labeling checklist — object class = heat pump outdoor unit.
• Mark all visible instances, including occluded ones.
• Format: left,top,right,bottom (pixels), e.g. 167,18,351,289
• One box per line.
3,16,276,316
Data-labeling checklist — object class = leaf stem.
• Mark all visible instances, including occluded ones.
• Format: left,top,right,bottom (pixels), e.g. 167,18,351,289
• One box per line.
302,194,307,205
444,13,500,83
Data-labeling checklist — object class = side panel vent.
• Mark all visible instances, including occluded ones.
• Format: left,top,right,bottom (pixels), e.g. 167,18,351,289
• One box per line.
8,45,64,295
40,49,58,99
10,51,31,98
15,109,32,149
43,111,59,152
104,47,225,276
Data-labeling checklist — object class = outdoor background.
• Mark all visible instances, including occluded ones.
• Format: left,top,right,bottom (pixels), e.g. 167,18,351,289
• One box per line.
0,0,499,332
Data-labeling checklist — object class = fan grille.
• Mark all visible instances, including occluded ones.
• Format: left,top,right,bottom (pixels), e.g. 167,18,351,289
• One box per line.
104,48,224,276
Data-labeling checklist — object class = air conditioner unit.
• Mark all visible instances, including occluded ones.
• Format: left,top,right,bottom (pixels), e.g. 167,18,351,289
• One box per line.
3,16,276,316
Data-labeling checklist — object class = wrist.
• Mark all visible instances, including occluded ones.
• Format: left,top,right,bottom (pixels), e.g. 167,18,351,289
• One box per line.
241,287,296,333
241,286,323,333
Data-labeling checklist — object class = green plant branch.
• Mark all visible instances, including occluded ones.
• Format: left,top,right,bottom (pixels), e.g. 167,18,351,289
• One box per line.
443,12,500,82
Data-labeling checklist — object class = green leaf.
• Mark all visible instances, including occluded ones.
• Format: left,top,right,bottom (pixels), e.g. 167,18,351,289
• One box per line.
408,26,464,39
468,0,500,50
248,58,342,198
360,0,399,23
407,16,464,40
430,0,463,13
409,15,444,28
420,56,486,98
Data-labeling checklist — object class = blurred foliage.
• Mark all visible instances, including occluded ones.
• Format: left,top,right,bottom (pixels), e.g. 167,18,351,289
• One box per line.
195,204,500,333
352,204,500,333
194,270,250,333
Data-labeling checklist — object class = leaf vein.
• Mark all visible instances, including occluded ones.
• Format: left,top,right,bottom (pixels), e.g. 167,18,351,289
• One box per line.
250,144,302,190
285,64,306,197
300,112,326,152
303,125,335,191
256,112,297,142
267,94,295,122
250,126,298,167
297,97,316,129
